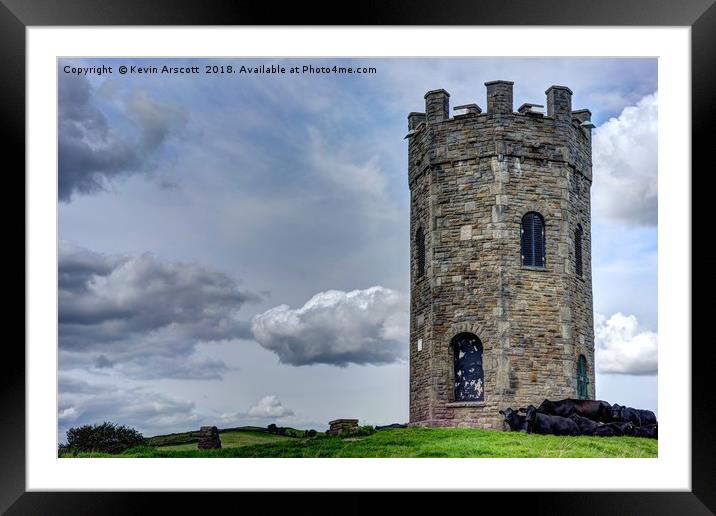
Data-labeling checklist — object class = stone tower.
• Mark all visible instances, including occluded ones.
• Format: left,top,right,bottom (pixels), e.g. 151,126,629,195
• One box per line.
407,81,595,429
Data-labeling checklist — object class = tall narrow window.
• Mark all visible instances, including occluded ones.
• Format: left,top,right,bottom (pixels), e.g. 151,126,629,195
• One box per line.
575,224,583,277
577,355,589,400
416,227,425,278
520,212,545,267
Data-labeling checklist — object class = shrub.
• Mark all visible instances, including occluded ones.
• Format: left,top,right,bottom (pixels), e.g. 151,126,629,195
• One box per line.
343,425,375,438
267,424,305,437
65,422,145,454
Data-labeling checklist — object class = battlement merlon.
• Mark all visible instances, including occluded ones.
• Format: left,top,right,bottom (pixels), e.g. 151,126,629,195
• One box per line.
571,108,595,146
485,80,514,114
546,85,573,119
408,112,426,130
424,89,450,123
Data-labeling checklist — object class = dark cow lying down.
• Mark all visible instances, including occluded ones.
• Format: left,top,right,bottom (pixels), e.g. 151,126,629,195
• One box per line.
499,408,528,432
633,424,658,439
636,409,657,426
568,415,638,436
608,421,638,436
611,403,658,427
569,414,600,435
592,424,617,437
610,403,641,426
499,399,657,439
523,405,580,436
538,398,612,422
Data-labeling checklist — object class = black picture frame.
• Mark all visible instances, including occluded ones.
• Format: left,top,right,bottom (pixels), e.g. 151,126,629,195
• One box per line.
5,0,713,513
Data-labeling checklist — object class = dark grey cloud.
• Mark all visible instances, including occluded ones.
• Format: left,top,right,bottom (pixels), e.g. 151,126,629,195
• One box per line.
58,72,186,202
58,376,114,395
58,242,122,291
251,286,408,367
59,242,259,379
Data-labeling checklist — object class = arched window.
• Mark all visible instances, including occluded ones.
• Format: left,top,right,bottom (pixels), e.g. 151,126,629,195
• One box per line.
577,355,589,400
521,212,545,267
416,227,425,278
575,224,583,278
451,333,484,402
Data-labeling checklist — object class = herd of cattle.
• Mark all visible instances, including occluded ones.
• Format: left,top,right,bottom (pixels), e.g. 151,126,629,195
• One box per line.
499,399,658,439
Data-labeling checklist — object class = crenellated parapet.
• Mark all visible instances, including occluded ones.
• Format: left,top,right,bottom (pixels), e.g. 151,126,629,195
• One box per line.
407,81,594,188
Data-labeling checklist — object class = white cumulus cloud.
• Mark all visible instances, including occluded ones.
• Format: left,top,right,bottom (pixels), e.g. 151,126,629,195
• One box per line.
595,312,658,375
247,395,295,418
592,92,658,226
251,286,409,366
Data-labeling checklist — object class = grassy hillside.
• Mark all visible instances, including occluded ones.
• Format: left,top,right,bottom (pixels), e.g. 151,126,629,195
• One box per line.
153,430,294,451
144,426,273,448
60,427,657,458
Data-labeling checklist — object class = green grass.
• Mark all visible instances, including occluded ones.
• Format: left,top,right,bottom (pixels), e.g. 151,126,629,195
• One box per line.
60,427,657,458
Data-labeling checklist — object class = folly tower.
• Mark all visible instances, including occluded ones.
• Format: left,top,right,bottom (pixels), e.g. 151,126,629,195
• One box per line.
407,81,595,429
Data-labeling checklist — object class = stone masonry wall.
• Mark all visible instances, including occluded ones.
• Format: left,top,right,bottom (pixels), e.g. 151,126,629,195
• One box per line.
408,82,595,429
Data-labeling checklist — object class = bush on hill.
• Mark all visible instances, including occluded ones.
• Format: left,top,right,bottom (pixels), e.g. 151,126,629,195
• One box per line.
65,422,145,454
342,425,376,438
267,424,304,437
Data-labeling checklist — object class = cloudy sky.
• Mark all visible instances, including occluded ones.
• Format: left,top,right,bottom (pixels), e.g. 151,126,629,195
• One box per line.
57,57,658,442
